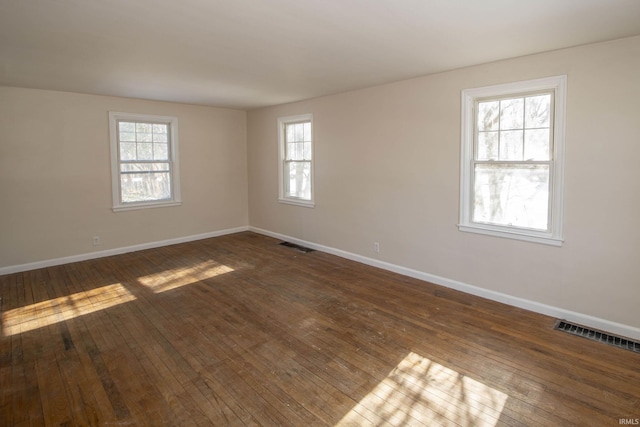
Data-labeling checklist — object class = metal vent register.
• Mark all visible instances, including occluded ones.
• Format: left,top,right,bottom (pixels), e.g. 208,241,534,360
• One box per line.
555,320,640,353
279,241,315,253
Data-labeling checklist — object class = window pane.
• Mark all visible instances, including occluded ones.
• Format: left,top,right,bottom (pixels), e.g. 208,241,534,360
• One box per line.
137,143,153,160
285,142,293,160
120,162,171,203
524,129,550,160
136,123,153,133
286,140,311,161
119,132,136,142
120,172,171,203
154,143,168,160
294,123,304,142
303,141,312,160
285,161,311,200
119,122,135,132
303,122,311,141
499,130,523,160
286,142,302,160
477,131,498,160
500,98,524,130
153,132,167,143
477,101,499,131
525,95,551,128
137,132,152,142
153,124,167,134
286,124,295,142
120,142,136,161
473,164,549,230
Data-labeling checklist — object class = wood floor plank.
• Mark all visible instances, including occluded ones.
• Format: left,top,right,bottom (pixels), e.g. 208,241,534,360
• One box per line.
101,255,259,426
258,249,636,426
1,273,19,427
1,231,639,426
121,275,262,427
49,264,120,426
68,261,151,426
24,269,73,427
11,272,47,427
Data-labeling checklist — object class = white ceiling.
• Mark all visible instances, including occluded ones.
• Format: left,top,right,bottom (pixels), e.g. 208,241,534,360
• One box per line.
1,0,639,110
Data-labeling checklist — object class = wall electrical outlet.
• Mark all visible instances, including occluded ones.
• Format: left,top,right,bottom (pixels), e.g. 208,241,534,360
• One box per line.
92,236,101,246
374,242,380,253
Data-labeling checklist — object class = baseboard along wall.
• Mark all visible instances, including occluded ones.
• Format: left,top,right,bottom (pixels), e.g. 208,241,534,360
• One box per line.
2,225,638,341
0,226,250,276
249,226,640,342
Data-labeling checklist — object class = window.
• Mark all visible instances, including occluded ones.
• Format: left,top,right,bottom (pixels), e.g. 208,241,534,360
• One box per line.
459,76,566,245
109,112,181,211
278,113,314,207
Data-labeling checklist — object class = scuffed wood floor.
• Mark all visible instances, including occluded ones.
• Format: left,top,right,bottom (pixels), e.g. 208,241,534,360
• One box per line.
1,232,638,426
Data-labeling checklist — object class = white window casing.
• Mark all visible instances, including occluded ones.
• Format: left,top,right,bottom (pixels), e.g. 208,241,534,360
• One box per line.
278,113,315,207
109,112,181,212
459,76,567,246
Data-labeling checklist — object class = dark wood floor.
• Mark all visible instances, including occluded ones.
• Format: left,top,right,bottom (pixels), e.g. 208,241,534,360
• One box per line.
1,232,638,426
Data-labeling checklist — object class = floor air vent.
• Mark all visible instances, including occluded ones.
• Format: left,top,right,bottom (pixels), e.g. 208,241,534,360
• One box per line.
554,320,640,353
279,241,315,253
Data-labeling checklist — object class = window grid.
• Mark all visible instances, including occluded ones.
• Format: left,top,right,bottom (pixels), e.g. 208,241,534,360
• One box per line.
284,121,311,196
109,112,180,211
278,114,314,207
284,121,311,200
116,120,173,204
117,121,171,164
459,75,566,246
470,91,555,232
474,91,554,163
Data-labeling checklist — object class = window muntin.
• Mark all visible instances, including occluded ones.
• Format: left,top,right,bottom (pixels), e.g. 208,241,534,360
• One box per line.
118,121,171,203
278,114,314,207
459,76,566,245
109,112,180,211
473,92,553,231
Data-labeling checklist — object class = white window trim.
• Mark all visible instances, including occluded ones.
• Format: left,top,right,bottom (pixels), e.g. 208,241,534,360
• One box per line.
109,112,181,212
278,113,315,208
459,75,567,246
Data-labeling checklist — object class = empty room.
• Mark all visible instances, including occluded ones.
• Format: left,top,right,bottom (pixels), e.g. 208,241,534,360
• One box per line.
1,0,639,425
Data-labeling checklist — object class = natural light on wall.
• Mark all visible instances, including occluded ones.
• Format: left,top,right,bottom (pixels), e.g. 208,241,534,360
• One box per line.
336,352,508,426
2,283,136,337
136,260,234,293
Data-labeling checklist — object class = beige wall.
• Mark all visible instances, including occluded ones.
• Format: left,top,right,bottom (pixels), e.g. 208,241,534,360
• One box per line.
247,36,640,329
1,36,638,332
0,87,248,268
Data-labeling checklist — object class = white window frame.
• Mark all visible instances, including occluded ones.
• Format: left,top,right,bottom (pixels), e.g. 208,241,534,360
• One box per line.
109,112,181,212
459,76,567,246
278,113,315,207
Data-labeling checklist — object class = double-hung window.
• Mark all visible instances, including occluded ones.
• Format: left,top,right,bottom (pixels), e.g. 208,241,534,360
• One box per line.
459,76,566,245
109,112,181,211
278,113,314,207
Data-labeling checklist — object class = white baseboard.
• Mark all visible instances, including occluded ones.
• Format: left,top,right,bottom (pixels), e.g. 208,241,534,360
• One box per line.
249,226,640,341
0,226,249,276
4,224,638,341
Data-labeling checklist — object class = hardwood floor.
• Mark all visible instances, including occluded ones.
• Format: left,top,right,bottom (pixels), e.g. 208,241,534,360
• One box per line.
1,231,638,426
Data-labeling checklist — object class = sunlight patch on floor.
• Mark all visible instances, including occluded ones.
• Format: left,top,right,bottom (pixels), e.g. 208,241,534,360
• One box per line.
137,260,234,293
336,351,508,426
2,283,136,337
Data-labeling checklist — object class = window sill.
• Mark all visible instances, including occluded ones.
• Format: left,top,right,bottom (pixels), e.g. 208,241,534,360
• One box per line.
113,201,182,212
278,198,315,208
458,224,563,247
